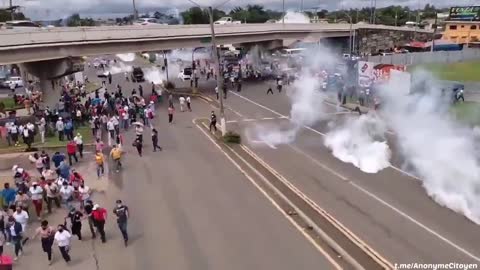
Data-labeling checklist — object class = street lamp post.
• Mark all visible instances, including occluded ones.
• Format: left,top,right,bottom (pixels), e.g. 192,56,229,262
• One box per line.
163,51,169,81
342,12,353,56
132,0,138,20
282,0,285,25
208,6,227,135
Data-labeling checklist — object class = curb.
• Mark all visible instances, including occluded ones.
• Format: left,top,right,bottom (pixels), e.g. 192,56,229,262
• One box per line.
0,143,95,155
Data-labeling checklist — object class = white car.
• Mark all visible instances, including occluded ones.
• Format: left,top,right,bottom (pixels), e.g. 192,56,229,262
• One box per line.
3,76,24,88
214,17,241,25
134,18,165,26
178,68,192,81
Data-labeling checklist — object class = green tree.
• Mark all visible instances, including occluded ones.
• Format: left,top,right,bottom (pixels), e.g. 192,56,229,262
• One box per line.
181,7,208,24
0,10,27,22
66,13,96,27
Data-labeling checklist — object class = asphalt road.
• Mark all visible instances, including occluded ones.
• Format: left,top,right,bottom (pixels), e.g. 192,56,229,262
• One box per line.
197,79,480,266
12,61,339,269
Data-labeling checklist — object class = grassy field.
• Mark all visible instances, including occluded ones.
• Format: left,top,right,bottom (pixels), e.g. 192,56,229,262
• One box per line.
410,61,480,82
450,101,480,126
0,97,23,110
0,126,93,153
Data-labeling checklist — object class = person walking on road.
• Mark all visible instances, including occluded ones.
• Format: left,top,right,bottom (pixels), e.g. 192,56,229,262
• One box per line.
84,200,96,239
107,118,115,146
267,87,273,95
66,140,78,166
65,207,83,240
133,137,143,157
138,85,143,97
74,133,84,159
179,96,185,112
95,150,105,177
110,145,123,172
209,111,217,132
152,128,162,152
33,220,55,265
29,181,43,220
45,181,60,213
168,105,174,124
8,217,24,261
54,224,72,263
186,96,192,112
92,204,107,243
113,200,129,246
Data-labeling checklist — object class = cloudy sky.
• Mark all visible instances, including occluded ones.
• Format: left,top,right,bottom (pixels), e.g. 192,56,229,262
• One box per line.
3,0,478,20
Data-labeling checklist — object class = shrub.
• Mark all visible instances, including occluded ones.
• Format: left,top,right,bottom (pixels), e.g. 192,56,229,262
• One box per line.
223,131,241,144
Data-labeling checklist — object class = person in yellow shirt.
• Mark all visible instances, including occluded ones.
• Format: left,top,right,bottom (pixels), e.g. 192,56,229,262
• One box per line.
110,145,123,172
95,151,105,178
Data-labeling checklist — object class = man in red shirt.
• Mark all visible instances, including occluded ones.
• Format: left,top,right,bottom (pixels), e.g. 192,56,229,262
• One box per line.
92,204,107,243
66,140,78,166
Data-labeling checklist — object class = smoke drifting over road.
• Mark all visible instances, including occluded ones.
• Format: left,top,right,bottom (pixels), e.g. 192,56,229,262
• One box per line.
108,62,132,74
324,113,391,173
116,53,135,62
379,73,480,224
144,67,166,85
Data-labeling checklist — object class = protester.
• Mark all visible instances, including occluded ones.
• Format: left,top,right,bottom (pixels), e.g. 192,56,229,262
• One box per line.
29,181,43,220
41,150,51,170
113,200,129,246
52,152,65,168
65,207,83,240
56,117,65,141
179,96,185,112
66,140,78,166
32,220,55,265
45,181,60,213
95,150,105,177
209,111,217,132
110,145,123,172
92,204,107,243
152,128,162,152
133,137,143,157
168,105,174,124
54,224,72,263
74,133,84,158
84,200,96,239
8,216,23,261
186,96,192,112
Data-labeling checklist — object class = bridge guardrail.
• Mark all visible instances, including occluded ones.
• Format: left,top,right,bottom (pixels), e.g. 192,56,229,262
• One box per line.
366,49,480,66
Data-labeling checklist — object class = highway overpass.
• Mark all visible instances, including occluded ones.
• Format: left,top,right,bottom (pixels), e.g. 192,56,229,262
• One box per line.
0,23,432,65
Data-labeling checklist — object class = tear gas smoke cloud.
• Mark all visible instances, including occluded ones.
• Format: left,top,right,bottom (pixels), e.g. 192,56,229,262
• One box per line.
116,53,135,62
246,45,337,147
379,71,480,224
144,67,166,84
324,113,391,173
278,11,311,24
108,62,132,74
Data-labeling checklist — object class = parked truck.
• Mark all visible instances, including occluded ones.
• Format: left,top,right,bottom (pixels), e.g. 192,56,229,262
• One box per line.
214,17,241,25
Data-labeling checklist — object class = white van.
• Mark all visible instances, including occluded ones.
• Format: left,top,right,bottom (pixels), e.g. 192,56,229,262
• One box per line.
4,20,41,29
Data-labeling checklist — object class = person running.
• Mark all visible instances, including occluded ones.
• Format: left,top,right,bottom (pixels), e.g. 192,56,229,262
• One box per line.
54,224,72,263
7,217,23,261
74,133,84,159
179,96,185,112
133,137,143,157
113,200,129,246
33,220,55,265
209,111,217,132
29,181,43,220
95,150,105,177
92,204,107,243
66,140,78,166
152,128,162,152
84,200,96,239
110,145,123,172
186,96,192,112
266,87,273,95
45,181,60,213
65,207,83,240
168,105,174,124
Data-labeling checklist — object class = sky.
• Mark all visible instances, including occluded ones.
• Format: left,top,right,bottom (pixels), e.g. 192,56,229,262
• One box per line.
2,0,478,20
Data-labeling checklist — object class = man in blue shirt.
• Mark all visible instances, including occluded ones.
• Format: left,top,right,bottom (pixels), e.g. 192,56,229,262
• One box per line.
51,152,65,168
58,161,70,180
2,183,16,206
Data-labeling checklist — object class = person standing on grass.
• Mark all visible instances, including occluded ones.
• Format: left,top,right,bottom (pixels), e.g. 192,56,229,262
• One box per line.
168,105,174,124
29,181,43,220
74,133,84,159
113,200,129,246
56,117,65,141
152,128,162,152
54,224,72,263
92,204,107,243
66,140,78,166
95,150,105,177
33,220,55,265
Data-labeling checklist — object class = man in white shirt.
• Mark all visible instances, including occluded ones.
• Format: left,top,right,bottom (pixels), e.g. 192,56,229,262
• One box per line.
111,115,120,135
74,133,84,158
29,182,44,220
106,119,115,146
56,117,65,141
13,206,29,232
45,181,60,213
37,117,46,143
59,182,74,210
54,225,72,263
179,96,185,112
78,183,91,207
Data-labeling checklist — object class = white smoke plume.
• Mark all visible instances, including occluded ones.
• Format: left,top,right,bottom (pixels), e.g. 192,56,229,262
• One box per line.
144,67,166,85
116,53,135,62
324,113,391,173
278,11,311,24
108,62,132,74
380,71,480,224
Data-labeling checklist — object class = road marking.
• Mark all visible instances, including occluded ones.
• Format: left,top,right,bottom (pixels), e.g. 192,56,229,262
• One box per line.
242,145,392,269
286,143,480,262
226,106,244,118
228,91,416,181
243,119,256,122
192,119,343,269
262,117,275,120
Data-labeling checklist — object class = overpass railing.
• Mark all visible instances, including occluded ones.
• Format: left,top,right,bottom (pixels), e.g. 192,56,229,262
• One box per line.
365,49,480,66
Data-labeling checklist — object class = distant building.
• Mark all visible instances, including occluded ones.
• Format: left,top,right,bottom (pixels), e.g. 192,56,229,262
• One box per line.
442,6,480,45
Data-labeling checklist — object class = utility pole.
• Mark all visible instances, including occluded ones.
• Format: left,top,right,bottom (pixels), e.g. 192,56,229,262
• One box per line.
282,0,285,25
132,0,138,20
431,12,437,52
208,6,226,135
9,0,14,20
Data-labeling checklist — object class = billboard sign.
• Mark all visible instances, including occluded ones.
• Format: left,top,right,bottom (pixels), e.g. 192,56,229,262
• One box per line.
449,6,480,21
357,61,407,87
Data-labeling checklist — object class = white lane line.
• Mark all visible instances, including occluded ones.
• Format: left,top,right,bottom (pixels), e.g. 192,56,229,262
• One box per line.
230,92,480,262
262,117,275,120
226,106,244,118
288,144,480,262
243,119,256,122
229,91,287,118
193,119,343,269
